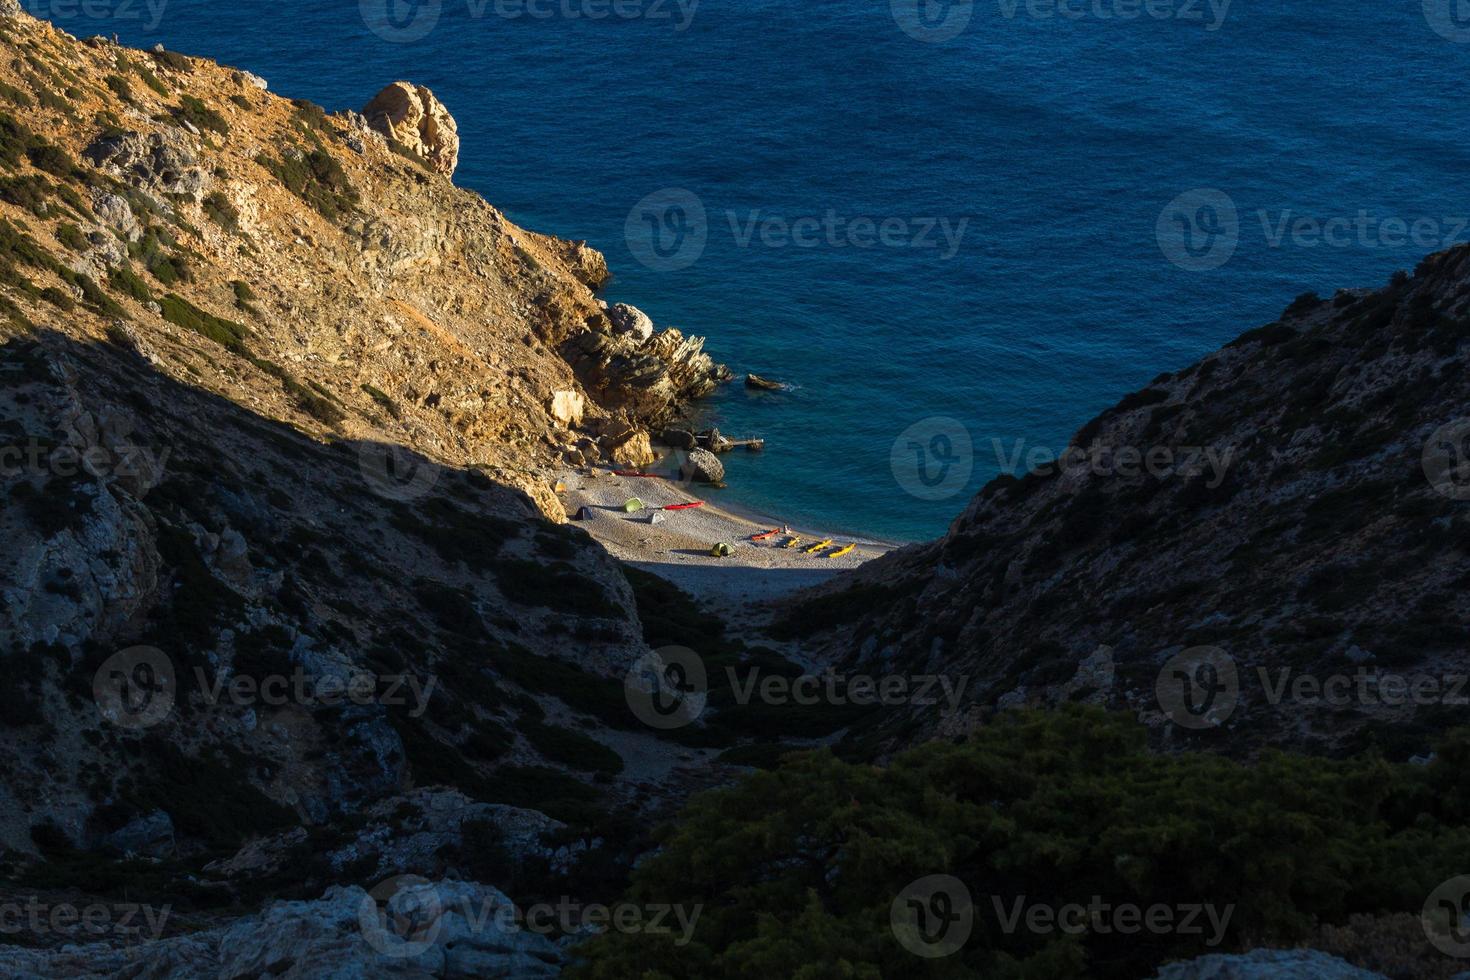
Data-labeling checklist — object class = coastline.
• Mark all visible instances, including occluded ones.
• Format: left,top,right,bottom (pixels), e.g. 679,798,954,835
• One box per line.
557,466,898,608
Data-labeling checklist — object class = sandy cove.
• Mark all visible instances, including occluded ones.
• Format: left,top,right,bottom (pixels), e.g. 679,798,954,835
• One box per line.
556,467,896,607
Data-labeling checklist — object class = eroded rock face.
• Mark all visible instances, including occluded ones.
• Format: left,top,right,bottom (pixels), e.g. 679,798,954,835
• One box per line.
83,129,209,201
362,82,460,177
562,325,731,427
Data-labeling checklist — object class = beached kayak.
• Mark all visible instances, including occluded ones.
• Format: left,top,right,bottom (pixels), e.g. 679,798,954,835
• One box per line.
804,539,834,554
784,537,802,549
828,544,856,559
663,502,706,511
751,528,781,541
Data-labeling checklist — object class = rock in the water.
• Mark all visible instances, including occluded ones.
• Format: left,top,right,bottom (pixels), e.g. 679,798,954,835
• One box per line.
681,448,724,484
362,81,460,176
609,303,654,342
548,389,585,428
1150,949,1387,980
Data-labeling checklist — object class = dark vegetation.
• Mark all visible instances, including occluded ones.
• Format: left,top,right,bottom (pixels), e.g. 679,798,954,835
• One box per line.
572,707,1470,980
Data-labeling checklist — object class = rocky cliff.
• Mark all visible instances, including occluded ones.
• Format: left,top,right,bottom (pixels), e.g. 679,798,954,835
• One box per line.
783,247,1470,761
0,9,735,969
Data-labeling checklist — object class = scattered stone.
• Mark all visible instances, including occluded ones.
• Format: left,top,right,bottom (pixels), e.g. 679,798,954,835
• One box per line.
549,389,586,428
746,373,786,391
362,81,460,176
90,190,141,241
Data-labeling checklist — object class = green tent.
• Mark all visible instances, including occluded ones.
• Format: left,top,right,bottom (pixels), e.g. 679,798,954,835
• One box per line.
710,542,733,558
624,498,644,513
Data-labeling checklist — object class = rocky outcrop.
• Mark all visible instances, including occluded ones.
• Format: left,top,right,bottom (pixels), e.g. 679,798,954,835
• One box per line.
83,129,208,201
680,447,725,484
609,302,654,342
558,239,611,290
563,317,730,427
362,81,460,176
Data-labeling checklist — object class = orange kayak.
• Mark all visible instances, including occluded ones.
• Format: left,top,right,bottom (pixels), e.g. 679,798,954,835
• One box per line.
751,528,781,541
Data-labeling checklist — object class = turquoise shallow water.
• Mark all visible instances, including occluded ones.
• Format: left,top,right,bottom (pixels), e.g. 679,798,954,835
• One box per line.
70,0,1470,541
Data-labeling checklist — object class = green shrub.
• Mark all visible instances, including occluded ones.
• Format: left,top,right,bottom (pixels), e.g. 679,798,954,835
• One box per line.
175,94,229,136
0,174,52,215
571,707,1470,980
523,721,624,775
0,81,33,109
25,140,74,177
104,75,135,104
54,223,86,251
39,285,74,310
361,383,400,418
109,265,153,303
255,147,358,221
158,293,248,352
150,49,194,73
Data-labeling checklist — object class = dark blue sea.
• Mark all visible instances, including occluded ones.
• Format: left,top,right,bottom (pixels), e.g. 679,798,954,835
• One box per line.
57,0,1470,541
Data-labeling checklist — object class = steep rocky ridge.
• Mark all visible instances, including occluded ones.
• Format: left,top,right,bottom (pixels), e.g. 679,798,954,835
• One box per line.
0,8,741,964
783,248,1470,761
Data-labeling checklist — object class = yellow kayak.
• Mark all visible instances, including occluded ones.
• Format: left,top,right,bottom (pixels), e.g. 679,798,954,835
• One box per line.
783,537,802,549
828,544,856,559
805,539,834,555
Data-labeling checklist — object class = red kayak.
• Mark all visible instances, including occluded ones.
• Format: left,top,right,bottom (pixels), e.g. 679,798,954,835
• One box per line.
751,528,781,541
664,501,706,511
614,470,663,478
